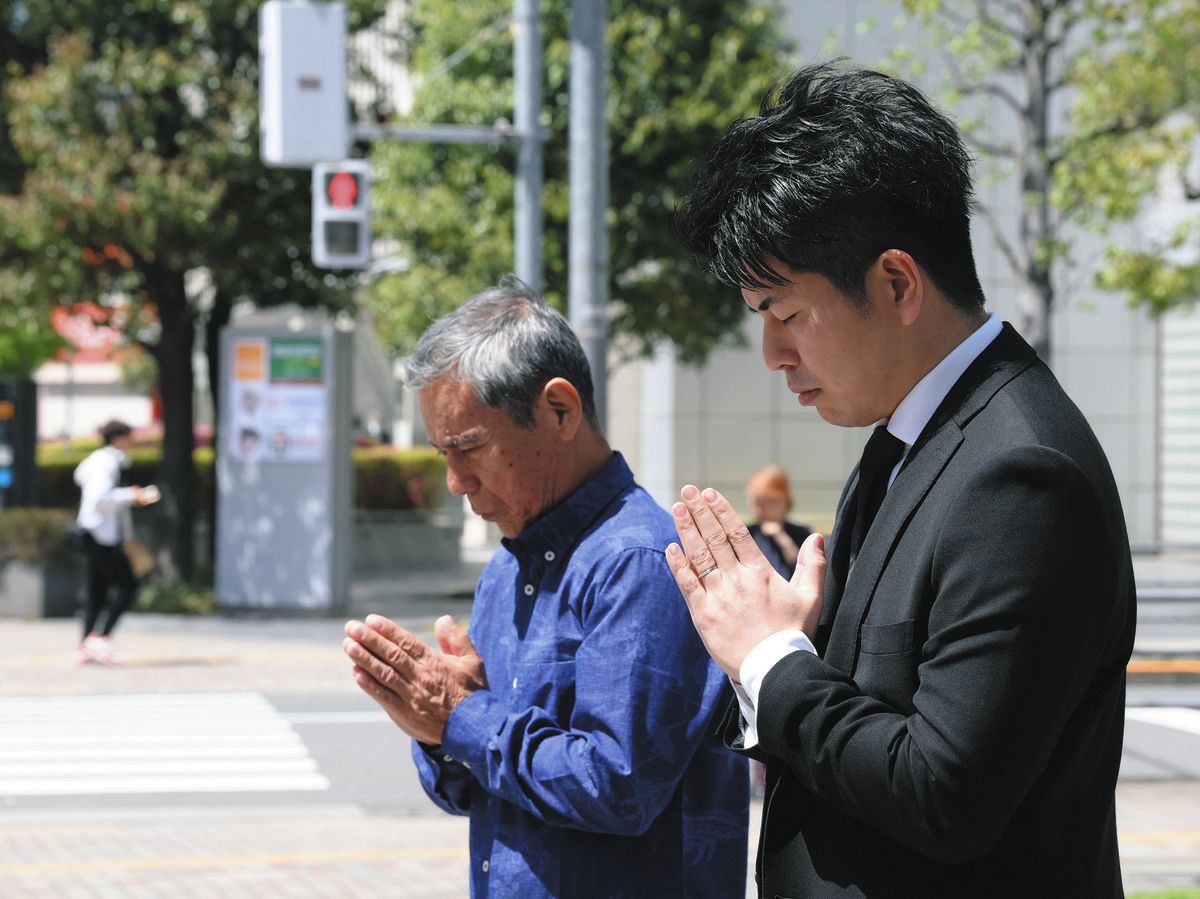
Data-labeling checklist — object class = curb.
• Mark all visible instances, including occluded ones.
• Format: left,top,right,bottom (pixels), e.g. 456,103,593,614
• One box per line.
1129,658,1200,674
1128,656,1200,684
1138,587,1200,602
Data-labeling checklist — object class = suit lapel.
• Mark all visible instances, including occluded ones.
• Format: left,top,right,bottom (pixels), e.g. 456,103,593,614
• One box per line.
822,324,1039,668
817,477,857,655
823,423,962,664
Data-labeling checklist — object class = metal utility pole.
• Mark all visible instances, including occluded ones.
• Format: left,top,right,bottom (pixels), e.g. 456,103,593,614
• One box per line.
347,3,545,293
569,0,608,430
513,0,544,293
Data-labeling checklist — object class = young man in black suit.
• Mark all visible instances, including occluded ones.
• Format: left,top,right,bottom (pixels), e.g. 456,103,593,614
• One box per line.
667,63,1135,897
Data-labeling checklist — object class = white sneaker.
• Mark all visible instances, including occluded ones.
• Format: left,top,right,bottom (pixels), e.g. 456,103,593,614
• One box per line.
73,643,94,667
84,633,118,665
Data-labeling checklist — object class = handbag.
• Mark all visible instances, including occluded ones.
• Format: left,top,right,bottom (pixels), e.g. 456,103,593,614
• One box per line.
122,537,156,578
64,521,88,551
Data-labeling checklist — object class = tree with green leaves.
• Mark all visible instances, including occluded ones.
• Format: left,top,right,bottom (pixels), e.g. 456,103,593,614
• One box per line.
363,0,792,365
0,1,384,579
0,283,65,377
890,0,1199,363
1062,0,1200,311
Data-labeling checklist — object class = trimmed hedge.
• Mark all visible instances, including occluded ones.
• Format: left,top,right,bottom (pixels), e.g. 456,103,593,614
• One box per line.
34,440,446,511
353,445,447,510
0,507,76,563
136,580,218,615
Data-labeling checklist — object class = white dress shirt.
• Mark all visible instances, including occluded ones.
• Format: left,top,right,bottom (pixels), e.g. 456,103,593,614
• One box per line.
733,313,1003,747
74,445,137,547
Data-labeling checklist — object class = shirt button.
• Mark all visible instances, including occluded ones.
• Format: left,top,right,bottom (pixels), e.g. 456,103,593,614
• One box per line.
512,677,518,689
544,550,555,562
482,860,489,873
523,584,534,596
442,754,454,763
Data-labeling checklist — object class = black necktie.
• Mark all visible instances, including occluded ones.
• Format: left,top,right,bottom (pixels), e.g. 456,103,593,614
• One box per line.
849,425,906,564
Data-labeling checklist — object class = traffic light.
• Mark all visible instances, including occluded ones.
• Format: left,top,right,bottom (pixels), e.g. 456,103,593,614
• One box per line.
312,160,370,269
0,378,36,508
259,1,348,167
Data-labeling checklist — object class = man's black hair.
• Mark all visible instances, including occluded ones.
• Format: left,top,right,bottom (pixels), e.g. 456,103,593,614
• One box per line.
99,420,132,446
674,62,986,310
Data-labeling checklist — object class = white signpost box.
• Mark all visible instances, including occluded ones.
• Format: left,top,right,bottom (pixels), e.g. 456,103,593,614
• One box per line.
215,323,353,611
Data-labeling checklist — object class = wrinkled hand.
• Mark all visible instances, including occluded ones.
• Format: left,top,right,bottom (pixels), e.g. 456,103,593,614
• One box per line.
665,485,826,680
343,614,487,746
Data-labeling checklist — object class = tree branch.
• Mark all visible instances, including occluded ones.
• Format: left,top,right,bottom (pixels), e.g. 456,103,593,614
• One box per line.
963,130,1017,159
1045,0,1095,56
1048,110,1166,170
976,198,1026,277
940,46,1025,114
994,0,1029,21
973,0,1015,39
957,79,1025,114
1183,172,1200,202
933,4,972,31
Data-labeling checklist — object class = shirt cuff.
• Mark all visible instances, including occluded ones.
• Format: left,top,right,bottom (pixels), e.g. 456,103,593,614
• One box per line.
737,629,818,737
729,679,760,749
440,689,506,774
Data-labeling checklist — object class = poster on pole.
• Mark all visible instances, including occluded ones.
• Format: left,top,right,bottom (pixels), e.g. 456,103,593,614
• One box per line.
229,335,327,463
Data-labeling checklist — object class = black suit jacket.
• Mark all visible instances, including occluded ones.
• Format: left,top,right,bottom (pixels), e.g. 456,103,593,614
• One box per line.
729,325,1135,898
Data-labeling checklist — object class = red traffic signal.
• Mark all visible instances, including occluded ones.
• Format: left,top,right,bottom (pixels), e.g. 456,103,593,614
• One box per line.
313,160,370,269
326,171,360,210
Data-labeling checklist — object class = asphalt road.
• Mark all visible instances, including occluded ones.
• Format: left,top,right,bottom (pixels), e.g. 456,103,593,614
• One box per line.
1,601,1199,896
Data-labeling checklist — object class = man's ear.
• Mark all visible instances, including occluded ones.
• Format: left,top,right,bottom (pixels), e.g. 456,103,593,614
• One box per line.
540,377,583,440
868,249,924,325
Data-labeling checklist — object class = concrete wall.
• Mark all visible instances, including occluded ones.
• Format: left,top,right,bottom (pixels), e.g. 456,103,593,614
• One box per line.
34,362,153,441
1163,308,1200,545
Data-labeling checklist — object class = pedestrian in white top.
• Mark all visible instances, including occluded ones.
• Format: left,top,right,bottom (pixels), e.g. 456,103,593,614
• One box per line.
73,420,157,665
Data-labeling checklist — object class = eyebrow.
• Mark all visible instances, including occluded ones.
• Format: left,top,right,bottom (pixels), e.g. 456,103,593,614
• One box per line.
746,295,776,313
431,430,482,452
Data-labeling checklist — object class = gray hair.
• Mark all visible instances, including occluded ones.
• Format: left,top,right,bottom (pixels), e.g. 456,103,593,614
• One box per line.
404,280,597,429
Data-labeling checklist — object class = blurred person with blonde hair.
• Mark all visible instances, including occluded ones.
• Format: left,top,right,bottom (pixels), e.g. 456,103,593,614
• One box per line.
746,464,811,579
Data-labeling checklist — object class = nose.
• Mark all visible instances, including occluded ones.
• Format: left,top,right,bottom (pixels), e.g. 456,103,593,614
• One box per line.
761,315,800,372
445,459,479,497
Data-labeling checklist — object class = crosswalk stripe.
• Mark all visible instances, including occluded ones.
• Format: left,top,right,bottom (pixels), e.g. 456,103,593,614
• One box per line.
0,775,330,795
1127,706,1200,738
0,693,330,797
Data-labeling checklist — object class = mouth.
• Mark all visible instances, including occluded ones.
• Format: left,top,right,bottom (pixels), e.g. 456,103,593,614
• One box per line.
793,387,820,406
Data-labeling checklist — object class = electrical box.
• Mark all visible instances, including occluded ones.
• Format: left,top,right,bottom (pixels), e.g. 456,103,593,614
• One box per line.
259,1,348,167
215,324,354,611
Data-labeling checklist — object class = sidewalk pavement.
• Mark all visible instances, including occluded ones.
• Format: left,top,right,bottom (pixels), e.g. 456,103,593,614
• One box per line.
0,546,1199,897
1134,547,1200,598
1,543,1197,697
1130,548,1200,681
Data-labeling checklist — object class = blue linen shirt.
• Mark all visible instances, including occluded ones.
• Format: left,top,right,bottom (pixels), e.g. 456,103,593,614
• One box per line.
413,452,748,897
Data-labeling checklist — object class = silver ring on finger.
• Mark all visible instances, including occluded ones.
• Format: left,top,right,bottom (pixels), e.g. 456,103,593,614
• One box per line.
697,565,720,579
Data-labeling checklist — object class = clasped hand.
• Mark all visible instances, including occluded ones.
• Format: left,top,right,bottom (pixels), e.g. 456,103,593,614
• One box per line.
343,613,487,746
665,484,826,680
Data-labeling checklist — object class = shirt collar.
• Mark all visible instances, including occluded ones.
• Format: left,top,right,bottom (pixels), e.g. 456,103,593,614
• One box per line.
103,444,131,469
502,451,634,560
886,312,1002,448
